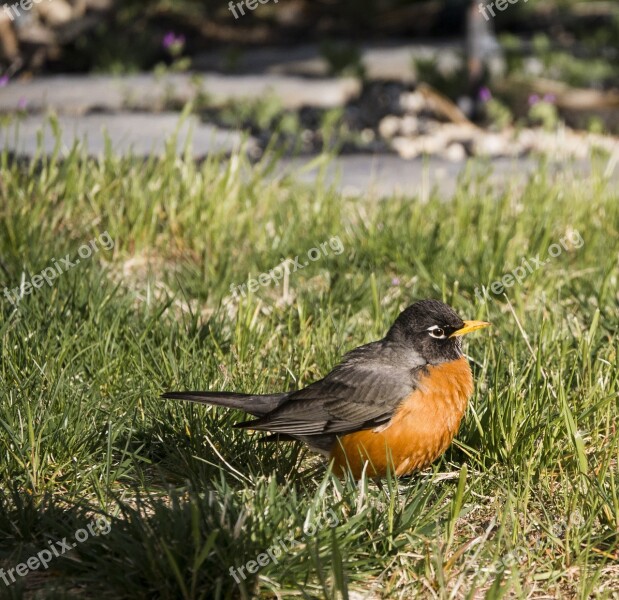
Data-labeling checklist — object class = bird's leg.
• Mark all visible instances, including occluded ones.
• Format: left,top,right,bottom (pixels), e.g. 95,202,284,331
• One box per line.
373,477,386,494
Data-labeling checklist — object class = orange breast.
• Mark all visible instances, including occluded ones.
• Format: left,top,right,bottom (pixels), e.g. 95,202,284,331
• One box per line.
330,357,474,479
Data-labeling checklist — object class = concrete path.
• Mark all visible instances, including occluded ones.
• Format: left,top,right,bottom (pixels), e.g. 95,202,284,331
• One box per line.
1,113,255,158
277,154,617,198
0,73,361,114
192,41,464,82
1,71,615,198
2,112,615,197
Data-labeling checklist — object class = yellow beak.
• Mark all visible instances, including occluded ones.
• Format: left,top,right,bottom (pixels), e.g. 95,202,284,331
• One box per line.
450,320,491,338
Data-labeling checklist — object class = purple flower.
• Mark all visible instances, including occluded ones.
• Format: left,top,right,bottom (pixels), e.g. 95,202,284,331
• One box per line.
478,87,492,103
17,97,27,110
162,32,175,48
543,94,556,104
0,74,9,87
391,277,401,286
162,32,185,50
528,94,540,106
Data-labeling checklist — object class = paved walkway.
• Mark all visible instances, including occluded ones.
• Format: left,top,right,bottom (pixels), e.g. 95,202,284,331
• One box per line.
0,73,360,114
192,41,463,82
1,68,616,198
1,113,255,157
278,154,617,198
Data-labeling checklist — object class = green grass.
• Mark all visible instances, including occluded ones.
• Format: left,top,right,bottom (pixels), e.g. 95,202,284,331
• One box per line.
0,139,618,599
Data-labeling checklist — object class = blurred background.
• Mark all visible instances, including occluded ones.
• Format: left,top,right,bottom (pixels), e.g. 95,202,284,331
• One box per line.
1,0,618,191
1,6,619,597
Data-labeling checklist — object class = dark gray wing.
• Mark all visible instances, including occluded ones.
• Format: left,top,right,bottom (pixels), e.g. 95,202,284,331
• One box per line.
235,340,427,438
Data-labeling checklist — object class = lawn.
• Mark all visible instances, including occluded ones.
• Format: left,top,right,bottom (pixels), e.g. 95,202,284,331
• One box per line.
0,142,618,599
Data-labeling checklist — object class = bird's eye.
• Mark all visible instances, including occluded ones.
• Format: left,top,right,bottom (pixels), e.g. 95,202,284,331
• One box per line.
427,326,446,339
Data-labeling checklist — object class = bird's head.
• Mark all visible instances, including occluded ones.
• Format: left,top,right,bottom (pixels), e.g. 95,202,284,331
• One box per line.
386,299,490,363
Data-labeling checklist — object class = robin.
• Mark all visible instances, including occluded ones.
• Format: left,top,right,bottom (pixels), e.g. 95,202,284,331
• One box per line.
162,299,489,479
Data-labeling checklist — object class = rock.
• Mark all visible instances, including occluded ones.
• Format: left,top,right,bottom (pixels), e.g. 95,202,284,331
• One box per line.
399,115,419,136
391,136,418,159
444,142,467,162
360,128,375,143
392,134,447,159
474,133,510,157
400,91,425,114
378,115,400,139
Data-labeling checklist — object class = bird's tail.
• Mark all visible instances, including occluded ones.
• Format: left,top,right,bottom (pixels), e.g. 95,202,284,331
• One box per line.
160,391,288,417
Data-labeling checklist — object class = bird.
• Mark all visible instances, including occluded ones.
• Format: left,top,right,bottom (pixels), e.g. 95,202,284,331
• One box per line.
161,299,490,479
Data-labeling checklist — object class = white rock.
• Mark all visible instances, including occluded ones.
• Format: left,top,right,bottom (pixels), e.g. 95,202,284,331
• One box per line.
391,136,419,159
361,128,375,143
399,115,418,136
378,115,401,139
400,91,425,114
474,133,509,157
392,135,447,158
444,142,467,162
